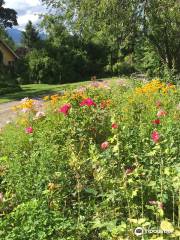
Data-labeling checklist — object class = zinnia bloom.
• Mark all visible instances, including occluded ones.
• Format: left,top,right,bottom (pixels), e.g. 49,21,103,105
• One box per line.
151,131,160,143
25,127,33,134
112,123,118,129
80,98,96,107
101,141,109,150
59,103,71,116
152,119,160,125
157,109,167,117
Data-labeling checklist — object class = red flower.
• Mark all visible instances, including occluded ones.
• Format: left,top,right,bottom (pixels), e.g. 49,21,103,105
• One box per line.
59,103,71,116
25,127,33,134
101,141,109,150
152,119,160,125
79,98,96,107
157,109,167,117
112,123,118,129
151,131,160,143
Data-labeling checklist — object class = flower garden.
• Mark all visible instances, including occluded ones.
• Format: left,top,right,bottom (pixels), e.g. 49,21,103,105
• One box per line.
0,79,180,239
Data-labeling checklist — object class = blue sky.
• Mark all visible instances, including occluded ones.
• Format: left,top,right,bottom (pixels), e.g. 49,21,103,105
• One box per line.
5,0,47,30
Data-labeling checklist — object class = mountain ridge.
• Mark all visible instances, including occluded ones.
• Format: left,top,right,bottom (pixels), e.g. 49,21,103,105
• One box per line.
6,28,46,45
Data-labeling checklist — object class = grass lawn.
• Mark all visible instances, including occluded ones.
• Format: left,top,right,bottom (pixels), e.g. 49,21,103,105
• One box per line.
0,78,122,104
0,82,88,104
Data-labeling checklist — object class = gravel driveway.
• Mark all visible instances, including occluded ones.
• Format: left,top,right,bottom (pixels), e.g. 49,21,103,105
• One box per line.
0,101,19,128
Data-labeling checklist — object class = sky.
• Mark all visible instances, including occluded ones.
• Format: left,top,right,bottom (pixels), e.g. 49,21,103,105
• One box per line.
5,0,47,30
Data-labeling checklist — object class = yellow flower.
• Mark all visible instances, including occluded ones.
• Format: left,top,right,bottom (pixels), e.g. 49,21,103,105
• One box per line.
134,79,176,96
43,96,49,101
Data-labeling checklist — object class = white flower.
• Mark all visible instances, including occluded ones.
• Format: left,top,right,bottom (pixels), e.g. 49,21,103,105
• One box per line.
6,120,12,124
33,111,45,120
21,97,29,103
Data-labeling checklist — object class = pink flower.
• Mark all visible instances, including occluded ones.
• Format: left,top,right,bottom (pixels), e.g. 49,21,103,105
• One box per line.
152,119,160,125
157,109,167,117
25,127,33,134
112,123,118,129
59,103,71,116
151,131,160,143
101,141,109,150
79,98,96,107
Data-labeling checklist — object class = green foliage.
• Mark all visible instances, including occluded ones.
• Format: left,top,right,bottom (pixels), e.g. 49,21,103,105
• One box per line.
0,0,17,28
21,17,110,84
112,61,136,76
26,49,60,84
41,0,180,80
22,21,40,49
0,64,21,94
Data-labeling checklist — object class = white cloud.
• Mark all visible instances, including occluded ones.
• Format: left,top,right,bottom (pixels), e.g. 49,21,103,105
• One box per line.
5,0,47,29
5,0,41,9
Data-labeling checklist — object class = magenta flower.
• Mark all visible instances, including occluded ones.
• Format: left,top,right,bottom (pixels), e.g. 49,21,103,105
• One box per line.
112,123,118,129
151,131,160,143
25,127,33,134
152,119,160,125
157,109,167,117
79,98,96,107
59,103,71,116
101,141,109,150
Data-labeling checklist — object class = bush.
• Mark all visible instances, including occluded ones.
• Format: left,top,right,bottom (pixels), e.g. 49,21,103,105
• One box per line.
112,61,136,76
0,85,21,95
26,49,60,84
0,79,179,239
0,67,21,95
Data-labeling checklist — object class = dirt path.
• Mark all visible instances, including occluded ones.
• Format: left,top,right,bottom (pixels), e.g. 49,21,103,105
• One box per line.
0,101,20,128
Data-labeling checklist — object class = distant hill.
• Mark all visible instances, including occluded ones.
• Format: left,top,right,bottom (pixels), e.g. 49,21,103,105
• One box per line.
6,28,22,45
6,28,46,45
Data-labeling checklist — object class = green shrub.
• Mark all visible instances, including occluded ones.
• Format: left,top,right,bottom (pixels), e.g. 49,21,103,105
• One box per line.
112,61,136,75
